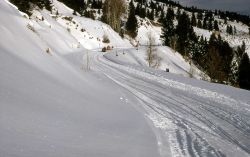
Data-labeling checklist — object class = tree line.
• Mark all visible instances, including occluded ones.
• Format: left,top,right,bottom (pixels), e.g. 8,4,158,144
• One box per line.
160,7,250,89
10,0,52,15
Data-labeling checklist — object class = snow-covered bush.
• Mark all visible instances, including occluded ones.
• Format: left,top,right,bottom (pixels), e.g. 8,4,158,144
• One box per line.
102,34,110,43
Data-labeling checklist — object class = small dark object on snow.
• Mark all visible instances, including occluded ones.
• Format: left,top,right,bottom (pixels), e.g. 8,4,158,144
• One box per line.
107,45,112,50
166,68,169,72
102,47,107,52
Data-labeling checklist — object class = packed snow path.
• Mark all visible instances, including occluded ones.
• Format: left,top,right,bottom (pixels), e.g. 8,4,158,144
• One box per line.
87,49,250,157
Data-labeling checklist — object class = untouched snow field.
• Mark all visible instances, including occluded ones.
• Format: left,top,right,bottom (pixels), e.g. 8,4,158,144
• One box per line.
1,0,250,157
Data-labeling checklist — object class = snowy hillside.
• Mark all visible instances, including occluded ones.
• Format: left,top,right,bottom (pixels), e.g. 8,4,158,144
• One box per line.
0,1,160,156
1,0,250,157
193,18,250,56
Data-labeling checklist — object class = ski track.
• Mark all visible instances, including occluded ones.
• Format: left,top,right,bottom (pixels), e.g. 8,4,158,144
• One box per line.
65,51,250,157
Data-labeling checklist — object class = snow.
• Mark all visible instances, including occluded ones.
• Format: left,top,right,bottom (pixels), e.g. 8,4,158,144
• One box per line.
137,17,162,45
1,0,250,157
95,51,250,157
193,16,250,56
105,46,204,79
0,1,160,157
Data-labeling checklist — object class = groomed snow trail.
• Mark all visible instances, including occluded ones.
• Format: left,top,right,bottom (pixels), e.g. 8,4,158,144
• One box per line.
89,50,250,157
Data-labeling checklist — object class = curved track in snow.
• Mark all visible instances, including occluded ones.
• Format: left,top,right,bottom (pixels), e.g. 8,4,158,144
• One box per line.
91,51,250,157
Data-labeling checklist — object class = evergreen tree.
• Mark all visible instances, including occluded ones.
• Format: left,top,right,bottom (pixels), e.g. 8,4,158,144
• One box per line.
238,41,246,57
234,26,237,35
231,41,247,85
214,20,219,31
135,3,140,16
91,0,102,9
140,7,147,18
161,7,174,47
126,0,138,38
149,9,155,20
58,0,86,15
158,10,165,23
224,17,228,24
238,53,250,90
226,25,230,34
208,18,213,31
176,8,181,19
203,18,207,29
191,12,197,26
146,9,150,19
197,19,202,28
10,0,52,15
176,12,192,55
229,25,233,35
205,33,233,82
155,9,159,17
197,12,203,20
226,25,233,35
191,35,208,67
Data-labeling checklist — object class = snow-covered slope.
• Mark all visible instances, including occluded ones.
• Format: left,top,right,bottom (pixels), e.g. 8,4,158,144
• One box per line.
0,1,160,157
194,19,250,56
1,0,250,157
104,46,204,78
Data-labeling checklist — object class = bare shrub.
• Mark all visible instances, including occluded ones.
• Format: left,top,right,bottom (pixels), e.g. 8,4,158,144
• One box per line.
27,23,36,33
146,32,162,68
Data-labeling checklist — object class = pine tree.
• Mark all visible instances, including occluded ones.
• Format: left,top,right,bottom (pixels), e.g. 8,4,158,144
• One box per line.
203,18,207,29
146,9,150,19
192,35,208,67
10,0,52,15
161,7,174,47
214,20,219,31
158,10,165,23
238,42,246,57
226,25,233,35
205,33,233,82
197,19,202,28
234,26,237,35
126,0,138,38
224,17,227,24
176,12,192,56
149,9,155,20
197,12,203,20
140,7,146,18
191,12,197,26
208,18,213,31
238,53,250,90
230,25,233,35
135,3,140,16
226,25,230,34
176,8,181,20
57,0,86,15
155,9,159,17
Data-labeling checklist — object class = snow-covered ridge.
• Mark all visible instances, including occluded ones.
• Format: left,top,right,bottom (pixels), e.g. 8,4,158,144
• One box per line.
1,0,250,157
